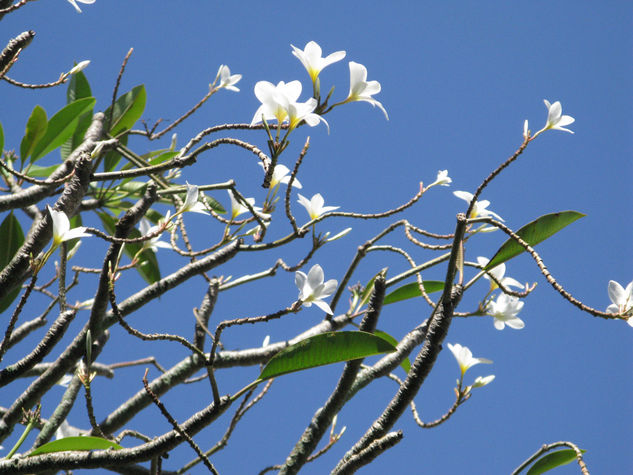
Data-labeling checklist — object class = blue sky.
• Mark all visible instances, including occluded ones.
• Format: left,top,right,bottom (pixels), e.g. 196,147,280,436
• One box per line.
1,1,631,474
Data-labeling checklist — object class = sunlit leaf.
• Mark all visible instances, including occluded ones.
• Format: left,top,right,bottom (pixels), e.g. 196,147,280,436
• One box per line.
97,212,161,284
259,331,396,380
66,69,92,104
20,105,47,164
30,97,96,162
486,211,585,270
383,281,444,305
26,164,61,178
28,436,122,456
526,449,586,475
374,330,410,373
104,85,146,136
0,212,25,313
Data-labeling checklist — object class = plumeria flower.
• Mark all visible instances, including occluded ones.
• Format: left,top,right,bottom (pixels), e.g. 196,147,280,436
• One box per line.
228,190,266,221
286,98,329,132
606,280,633,325
258,162,302,189
214,65,241,92
523,120,529,140
68,60,90,75
66,0,95,13
476,257,523,291
453,190,504,221
139,217,173,253
55,420,82,439
344,61,388,120
430,170,452,187
291,41,346,83
447,343,492,377
179,183,209,215
486,293,525,330
251,80,302,125
541,99,575,134
48,206,91,248
295,264,338,314
297,193,339,220
472,375,495,388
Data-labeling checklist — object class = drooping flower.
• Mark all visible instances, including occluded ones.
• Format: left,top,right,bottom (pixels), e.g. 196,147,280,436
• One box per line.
447,343,492,377
430,170,452,187
66,0,95,13
139,217,173,253
297,193,339,220
214,65,241,92
258,162,302,189
486,293,525,330
606,280,633,323
179,183,209,215
453,190,504,221
542,99,575,134
476,257,523,291
228,190,265,221
345,61,388,120
472,375,495,388
291,41,346,83
48,206,91,248
295,264,338,314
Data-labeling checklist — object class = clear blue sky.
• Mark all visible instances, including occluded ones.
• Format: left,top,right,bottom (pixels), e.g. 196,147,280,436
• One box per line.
1,1,631,474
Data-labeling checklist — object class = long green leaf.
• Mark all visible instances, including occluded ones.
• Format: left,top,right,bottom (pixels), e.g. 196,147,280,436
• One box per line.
97,212,160,284
20,105,48,164
526,449,586,475
259,331,396,380
62,71,94,160
486,211,585,270
105,85,146,136
0,212,25,313
383,280,444,305
28,436,122,456
374,330,410,373
30,97,96,162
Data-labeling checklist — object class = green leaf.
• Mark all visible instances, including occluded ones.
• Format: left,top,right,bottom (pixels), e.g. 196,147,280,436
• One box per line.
25,163,61,178
486,211,585,270
526,449,586,475
0,212,25,313
374,330,410,373
28,436,122,456
97,212,161,284
20,105,48,164
358,269,386,309
30,97,96,162
104,85,146,136
259,331,396,380
383,281,444,305
67,69,92,104
62,71,93,160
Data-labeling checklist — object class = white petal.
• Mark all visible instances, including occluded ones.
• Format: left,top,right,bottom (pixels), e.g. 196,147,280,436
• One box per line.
307,264,325,289
608,280,625,305
312,299,334,315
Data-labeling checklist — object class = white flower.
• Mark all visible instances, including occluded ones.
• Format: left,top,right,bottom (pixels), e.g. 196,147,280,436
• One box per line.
66,0,95,13
228,190,264,220
472,375,495,388
606,280,633,321
68,60,90,75
250,80,327,131
295,264,338,314
542,100,575,134
215,65,241,92
291,41,346,83
297,193,339,220
179,183,209,215
486,293,525,330
55,420,82,440
139,217,172,253
48,206,91,248
476,257,523,291
258,162,302,189
430,170,452,187
345,62,388,120
523,119,529,140
447,343,492,377
453,190,504,221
